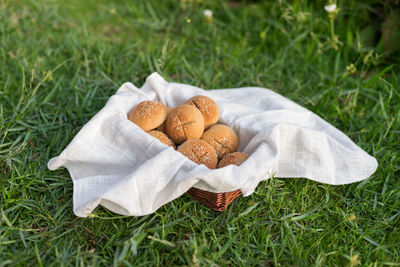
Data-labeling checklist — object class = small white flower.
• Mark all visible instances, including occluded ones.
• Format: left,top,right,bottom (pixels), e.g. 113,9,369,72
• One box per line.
203,9,213,18
324,3,337,13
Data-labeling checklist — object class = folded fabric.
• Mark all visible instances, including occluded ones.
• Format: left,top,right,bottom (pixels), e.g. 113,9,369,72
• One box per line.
48,72,378,217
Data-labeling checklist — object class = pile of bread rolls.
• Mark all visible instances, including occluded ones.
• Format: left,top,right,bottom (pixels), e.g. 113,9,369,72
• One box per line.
128,96,248,169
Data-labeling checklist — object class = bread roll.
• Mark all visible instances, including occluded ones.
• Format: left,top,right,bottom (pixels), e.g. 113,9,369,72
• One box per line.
156,107,173,133
166,105,204,144
217,152,249,168
147,130,176,149
201,124,238,160
185,95,219,129
177,139,218,169
128,101,167,131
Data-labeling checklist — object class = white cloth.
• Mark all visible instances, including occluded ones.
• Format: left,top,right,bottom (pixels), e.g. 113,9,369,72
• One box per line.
48,72,377,217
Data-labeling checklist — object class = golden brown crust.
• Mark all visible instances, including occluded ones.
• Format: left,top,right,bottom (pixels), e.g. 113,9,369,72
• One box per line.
185,95,219,129
201,124,238,160
147,130,176,149
156,107,174,133
128,101,167,131
217,152,249,168
165,105,204,144
177,139,218,169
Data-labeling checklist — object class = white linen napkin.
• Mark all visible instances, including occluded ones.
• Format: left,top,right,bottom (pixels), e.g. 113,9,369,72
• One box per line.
48,72,377,217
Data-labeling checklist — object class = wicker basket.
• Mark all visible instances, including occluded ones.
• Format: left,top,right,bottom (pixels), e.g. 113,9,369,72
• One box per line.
186,187,242,211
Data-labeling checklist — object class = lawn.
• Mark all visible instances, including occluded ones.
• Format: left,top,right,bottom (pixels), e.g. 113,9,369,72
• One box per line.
1,0,399,265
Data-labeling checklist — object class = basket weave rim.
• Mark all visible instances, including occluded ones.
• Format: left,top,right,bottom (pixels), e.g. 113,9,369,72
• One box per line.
186,187,242,211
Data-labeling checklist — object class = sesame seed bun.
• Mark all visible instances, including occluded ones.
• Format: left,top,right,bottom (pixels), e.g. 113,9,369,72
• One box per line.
217,152,249,168
185,95,219,129
147,130,176,149
128,101,167,131
201,124,238,160
177,139,218,169
165,105,204,144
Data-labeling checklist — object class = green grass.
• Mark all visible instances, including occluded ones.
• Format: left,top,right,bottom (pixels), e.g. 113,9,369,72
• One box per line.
1,0,399,265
